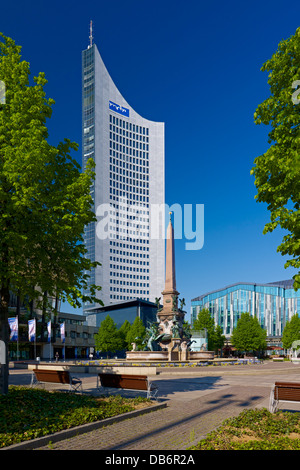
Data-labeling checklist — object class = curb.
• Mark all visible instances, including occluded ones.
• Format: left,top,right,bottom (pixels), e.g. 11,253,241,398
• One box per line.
2,401,168,451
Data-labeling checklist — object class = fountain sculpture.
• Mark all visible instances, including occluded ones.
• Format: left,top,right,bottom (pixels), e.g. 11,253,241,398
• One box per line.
126,213,214,362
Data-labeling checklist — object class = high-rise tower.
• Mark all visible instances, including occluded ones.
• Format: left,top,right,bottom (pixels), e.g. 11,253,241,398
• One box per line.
82,31,165,313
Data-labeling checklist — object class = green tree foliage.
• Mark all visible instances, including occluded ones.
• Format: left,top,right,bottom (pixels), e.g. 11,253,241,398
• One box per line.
192,308,225,352
94,315,123,358
282,313,300,350
231,312,267,354
118,319,132,350
126,316,146,351
250,27,300,290
214,324,226,352
0,34,102,393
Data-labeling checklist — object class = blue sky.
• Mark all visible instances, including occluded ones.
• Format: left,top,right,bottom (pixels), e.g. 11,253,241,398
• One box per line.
1,0,300,321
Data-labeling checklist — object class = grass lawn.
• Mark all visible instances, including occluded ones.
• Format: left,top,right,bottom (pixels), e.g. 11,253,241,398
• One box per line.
189,408,300,450
0,385,152,448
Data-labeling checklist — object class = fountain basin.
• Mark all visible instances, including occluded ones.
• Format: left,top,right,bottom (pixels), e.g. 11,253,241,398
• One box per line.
126,350,214,362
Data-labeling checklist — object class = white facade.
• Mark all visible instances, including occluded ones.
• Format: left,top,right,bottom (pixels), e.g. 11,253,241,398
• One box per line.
82,44,165,312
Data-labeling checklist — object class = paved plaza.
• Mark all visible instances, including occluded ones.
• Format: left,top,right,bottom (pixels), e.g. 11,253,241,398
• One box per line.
7,361,300,450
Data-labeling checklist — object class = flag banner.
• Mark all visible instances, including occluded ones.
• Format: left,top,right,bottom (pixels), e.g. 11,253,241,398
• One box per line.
60,322,65,343
47,321,51,342
8,317,18,341
28,319,36,342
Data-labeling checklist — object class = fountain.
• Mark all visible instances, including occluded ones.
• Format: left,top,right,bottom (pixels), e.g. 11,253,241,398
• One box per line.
126,213,214,362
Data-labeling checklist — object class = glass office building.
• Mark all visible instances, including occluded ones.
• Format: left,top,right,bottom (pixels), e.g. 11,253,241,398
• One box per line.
191,280,300,339
82,40,165,314
86,299,159,330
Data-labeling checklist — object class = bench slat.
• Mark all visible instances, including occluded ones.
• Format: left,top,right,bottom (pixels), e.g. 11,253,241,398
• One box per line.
33,369,70,384
275,382,300,387
275,390,300,401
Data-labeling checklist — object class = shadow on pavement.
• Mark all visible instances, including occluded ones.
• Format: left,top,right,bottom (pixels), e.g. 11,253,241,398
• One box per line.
153,376,226,398
109,387,266,450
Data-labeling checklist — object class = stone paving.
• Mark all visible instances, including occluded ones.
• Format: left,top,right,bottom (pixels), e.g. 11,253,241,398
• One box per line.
7,361,300,450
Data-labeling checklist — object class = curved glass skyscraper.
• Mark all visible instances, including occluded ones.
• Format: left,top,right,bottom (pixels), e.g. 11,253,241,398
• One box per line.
82,41,165,313
191,280,300,340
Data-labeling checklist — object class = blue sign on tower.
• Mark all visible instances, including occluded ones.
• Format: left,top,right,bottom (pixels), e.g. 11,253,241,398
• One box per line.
109,100,129,117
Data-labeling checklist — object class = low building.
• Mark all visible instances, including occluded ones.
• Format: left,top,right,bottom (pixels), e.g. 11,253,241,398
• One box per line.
86,298,159,329
54,312,98,360
8,308,98,361
191,280,300,344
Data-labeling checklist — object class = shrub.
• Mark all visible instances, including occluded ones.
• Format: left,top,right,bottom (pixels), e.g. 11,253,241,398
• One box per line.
189,408,300,450
0,386,150,448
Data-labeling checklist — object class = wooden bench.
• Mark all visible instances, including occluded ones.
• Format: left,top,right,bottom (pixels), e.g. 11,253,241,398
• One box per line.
269,381,300,412
30,369,83,393
97,373,158,399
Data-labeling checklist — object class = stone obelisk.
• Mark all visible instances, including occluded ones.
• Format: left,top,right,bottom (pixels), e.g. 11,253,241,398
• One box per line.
157,212,185,349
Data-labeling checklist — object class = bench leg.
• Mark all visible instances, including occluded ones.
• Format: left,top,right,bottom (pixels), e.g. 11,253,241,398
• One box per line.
96,376,107,395
269,386,278,413
148,390,158,400
147,385,158,400
96,376,102,393
30,372,36,388
70,378,83,394
30,373,44,389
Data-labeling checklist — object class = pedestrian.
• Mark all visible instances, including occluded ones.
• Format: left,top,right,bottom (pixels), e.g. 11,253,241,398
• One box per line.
55,352,59,362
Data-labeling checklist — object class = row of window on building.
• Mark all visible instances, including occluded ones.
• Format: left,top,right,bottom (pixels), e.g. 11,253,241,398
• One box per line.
110,114,149,135
191,281,300,338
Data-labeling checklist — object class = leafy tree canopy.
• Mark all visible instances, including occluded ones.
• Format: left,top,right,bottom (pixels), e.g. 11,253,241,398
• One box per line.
94,315,123,357
231,312,267,353
282,313,300,350
193,308,225,352
0,33,102,393
0,33,102,309
0,35,99,306
125,316,146,351
118,319,132,350
251,27,300,290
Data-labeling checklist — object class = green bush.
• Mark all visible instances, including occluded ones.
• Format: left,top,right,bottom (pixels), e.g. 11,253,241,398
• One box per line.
0,386,150,448
189,408,300,450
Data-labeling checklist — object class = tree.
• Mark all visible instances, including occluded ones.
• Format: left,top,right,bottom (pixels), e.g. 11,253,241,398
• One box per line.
0,34,102,393
250,27,300,290
282,314,300,350
192,308,215,347
231,312,267,354
192,308,225,352
214,324,226,353
94,315,123,358
126,316,146,351
118,319,132,350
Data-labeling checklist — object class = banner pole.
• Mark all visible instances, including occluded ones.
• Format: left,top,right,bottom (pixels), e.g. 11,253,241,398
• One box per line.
17,316,19,361
48,321,52,363
34,319,36,360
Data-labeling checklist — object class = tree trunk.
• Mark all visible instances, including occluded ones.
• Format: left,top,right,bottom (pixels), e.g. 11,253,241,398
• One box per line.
41,291,48,343
53,296,59,343
0,283,10,395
